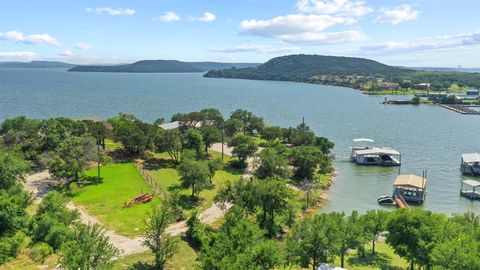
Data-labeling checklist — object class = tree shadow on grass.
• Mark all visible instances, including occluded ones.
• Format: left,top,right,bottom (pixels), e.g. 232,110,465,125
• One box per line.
347,252,403,270
143,157,176,170
127,261,154,270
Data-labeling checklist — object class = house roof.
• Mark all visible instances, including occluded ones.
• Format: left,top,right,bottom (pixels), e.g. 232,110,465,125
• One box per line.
462,153,480,163
158,121,181,130
462,179,480,188
355,147,400,156
394,174,427,189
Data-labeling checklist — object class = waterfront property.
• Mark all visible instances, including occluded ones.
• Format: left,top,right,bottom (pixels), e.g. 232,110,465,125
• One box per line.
392,174,427,203
461,153,480,175
460,179,480,200
350,147,401,166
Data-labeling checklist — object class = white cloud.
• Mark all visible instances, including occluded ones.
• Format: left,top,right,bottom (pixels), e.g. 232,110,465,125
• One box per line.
75,42,92,50
359,31,480,55
0,51,36,60
374,4,419,25
154,11,181,22
209,44,299,54
86,7,136,16
0,30,60,46
60,50,74,57
296,0,373,17
239,14,365,45
197,12,216,22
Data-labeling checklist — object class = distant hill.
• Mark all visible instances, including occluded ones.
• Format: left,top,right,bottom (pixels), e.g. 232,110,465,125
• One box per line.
0,61,75,68
204,54,415,82
68,60,259,73
409,67,480,73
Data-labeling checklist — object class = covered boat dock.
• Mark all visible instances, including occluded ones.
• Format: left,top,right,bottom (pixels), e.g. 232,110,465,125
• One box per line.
460,179,480,200
460,153,480,175
351,147,401,166
393,174,427,203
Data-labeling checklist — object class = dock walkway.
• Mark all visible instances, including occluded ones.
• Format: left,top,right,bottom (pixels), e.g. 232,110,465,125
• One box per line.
440,104,480,115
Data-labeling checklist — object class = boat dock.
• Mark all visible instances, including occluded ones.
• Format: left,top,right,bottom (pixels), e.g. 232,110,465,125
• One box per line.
440,104,480,115
460,179,480,200
394,195,409,208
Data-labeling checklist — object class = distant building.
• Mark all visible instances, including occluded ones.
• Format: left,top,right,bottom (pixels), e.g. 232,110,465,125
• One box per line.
158,121,182,130
427,92,448,101
414,83,431,89
382,82,400,90
466,89,479,97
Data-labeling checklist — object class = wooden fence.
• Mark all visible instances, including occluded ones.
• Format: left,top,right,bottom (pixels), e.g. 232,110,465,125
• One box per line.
134,162,170,202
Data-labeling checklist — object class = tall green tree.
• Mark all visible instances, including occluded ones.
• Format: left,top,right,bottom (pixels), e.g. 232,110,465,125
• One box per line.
59,223,119,270
0,149,29,190
361,209,388,254
154,129,183,164
183,129,205,158
286,213,341,270
49,136,96,190
338,211,366,268
290,146,324,179
201,125,222,155
228,135,258,166
178,159,211,198
254,148,289,179
230,109,264,134
143,205,179,270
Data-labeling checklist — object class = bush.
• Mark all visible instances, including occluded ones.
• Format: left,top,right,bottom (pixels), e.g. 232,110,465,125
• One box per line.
0,232,25,264
30,242,53,263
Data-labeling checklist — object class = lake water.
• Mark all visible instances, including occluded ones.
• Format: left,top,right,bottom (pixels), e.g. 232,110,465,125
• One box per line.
1,68,479,214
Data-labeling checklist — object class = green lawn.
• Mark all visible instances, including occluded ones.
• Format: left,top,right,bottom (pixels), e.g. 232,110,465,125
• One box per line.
71,163,161,237
112,238,198,270
333,241,408,270
105,138,122,152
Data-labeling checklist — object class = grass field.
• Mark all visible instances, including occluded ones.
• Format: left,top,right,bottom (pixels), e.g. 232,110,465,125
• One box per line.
112,238,198,270
105,138,122,152
333,241,407,270
71,163,161,237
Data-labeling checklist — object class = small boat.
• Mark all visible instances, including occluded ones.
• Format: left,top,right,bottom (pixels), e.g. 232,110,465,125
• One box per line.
377,195,396,205
460,153,480,176
350,138,401,167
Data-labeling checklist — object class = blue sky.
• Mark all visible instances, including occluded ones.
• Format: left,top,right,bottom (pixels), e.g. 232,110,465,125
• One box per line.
0,0,479,67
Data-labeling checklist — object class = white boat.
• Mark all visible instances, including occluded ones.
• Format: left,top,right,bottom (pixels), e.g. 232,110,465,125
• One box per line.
350,138,401,167
460,153,480,176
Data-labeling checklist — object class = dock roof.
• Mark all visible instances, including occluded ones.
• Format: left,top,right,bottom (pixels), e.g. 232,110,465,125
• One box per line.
462,179,480,188
158,121,181,130
355,148,400,156
394,174,426,189
462,153,480,163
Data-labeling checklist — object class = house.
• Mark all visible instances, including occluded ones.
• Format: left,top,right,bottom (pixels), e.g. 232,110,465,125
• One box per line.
158,121,182,130
382,82,400,90
393,174,427,203
414,83,431,89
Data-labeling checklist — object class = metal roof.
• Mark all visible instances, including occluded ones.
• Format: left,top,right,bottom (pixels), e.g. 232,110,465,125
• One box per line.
353,138,375,142
158,121,181,130
462,179,480,188
355,147,400,155
394,174,427,189
462,153,480,163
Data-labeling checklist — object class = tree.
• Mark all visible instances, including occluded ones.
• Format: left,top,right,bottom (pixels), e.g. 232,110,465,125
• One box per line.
31,191,79,250
337,211,366,268
286,213,341,270
178,159,211,198
49,136,96,191
386,209,447,270
254,148,289,179
230,109,264,134
153,117,165,126
201,125,222,155
228,135,258,166
253,178,293,236
290,146,324,179
361,210,388,254
108,114,155,155
224,118,243,137
184,111,206,129
200,108,224,127
183,129,205,158
0,149,29,190
59,223,119,270
155,129,183,164
260,126,285,141
143,205,179,270
432,229,480,270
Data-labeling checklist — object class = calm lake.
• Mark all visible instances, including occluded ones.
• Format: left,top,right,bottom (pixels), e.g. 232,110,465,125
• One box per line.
1,68,479,214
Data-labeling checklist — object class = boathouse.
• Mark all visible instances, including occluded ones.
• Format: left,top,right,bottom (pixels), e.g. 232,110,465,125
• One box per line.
461,153,480,175
393,174,427,203
460,179,480,200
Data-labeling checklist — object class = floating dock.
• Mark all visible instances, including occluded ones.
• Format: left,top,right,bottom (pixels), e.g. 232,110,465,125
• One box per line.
440,104,480,115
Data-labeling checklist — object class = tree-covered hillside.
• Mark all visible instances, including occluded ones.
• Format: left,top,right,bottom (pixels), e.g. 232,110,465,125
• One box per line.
204,54,480,90
69,60,202,73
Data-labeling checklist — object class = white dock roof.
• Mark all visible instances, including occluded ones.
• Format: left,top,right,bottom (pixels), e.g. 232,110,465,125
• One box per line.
394,174,426,189
158,121,181,130
355,148,400,155
462,179,480,187
462,153,480,163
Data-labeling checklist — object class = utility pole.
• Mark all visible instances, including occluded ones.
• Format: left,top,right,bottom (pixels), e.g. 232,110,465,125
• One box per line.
96,137,102,179
221,125,225,163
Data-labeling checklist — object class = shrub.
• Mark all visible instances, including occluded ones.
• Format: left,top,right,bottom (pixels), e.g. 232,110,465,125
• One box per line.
30,242,53,263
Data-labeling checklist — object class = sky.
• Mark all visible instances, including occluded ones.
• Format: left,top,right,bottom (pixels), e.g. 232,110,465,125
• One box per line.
0,0,479,67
